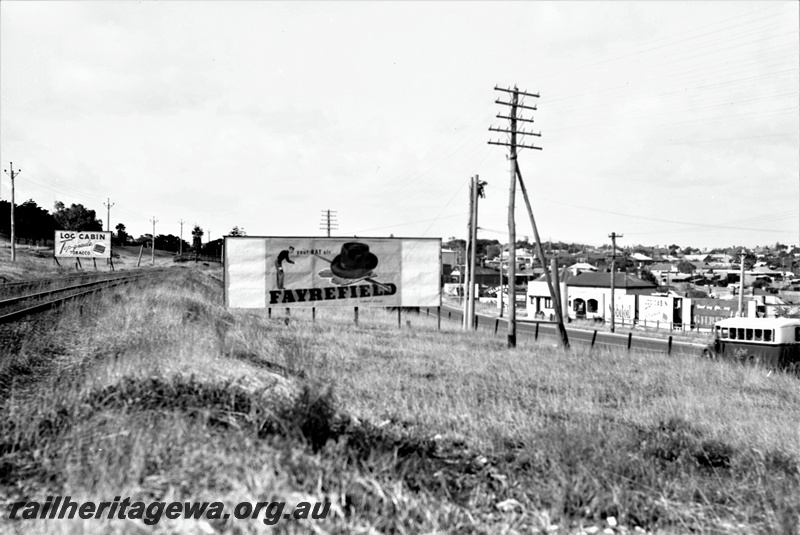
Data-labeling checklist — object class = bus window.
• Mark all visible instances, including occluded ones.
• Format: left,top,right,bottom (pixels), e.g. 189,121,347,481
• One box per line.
754,329,762,341
745,329,753,340
729,328,737,340
720,327,728,338
738,328,745,340
764,330,772,342
796,327,800,342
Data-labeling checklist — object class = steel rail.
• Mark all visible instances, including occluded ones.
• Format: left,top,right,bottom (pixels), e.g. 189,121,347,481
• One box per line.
0,275,140,309
0,273,152,325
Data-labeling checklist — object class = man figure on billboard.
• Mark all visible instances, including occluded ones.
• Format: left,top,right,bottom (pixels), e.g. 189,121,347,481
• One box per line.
275,246,295,289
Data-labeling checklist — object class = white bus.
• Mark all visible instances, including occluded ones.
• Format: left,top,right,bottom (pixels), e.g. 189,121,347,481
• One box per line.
703,317,800,373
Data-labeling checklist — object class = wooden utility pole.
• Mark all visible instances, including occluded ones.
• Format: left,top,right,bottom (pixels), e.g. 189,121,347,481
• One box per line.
609,232,623,333
738,249,746,317
464,175,486,330
319,210,338,237
179,219,184,257
490,85,545,348
104,197,115,265
104,198,114,232
469,175,480,329
463,178,474,329
3,163,20,262
498,263,504,318
151,217,158,265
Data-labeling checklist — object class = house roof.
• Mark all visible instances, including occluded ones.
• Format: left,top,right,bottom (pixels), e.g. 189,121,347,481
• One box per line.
537,271,657,289
649,263,675,272
570,272,658,288
569,262,598,271
630,252,652,261
683,254,711,262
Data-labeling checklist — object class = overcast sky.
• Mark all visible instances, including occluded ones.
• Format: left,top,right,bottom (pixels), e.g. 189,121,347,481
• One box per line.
1,1,797,250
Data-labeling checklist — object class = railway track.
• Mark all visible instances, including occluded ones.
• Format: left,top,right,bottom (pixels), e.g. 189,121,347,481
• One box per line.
0,270,165,324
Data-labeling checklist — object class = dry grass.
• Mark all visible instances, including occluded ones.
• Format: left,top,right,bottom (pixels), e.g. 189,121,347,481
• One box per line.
0,241,181,284
1,267,798,534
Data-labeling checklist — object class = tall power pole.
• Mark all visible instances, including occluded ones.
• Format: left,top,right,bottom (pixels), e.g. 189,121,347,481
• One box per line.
469,176,486,330
609,232,623,333
104,197,115,232
319,210,338,237
490,85,548,348
463,176,486,330
179,219,184,256
738,249,746,317
3,163,20,262
151,217,158,265
463,179,475,330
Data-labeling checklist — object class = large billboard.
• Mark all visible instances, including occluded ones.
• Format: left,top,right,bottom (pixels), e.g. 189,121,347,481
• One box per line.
224,237,441,308
54,230,112,258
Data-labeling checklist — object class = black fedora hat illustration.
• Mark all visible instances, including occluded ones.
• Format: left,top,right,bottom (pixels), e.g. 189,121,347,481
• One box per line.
330,242,379,279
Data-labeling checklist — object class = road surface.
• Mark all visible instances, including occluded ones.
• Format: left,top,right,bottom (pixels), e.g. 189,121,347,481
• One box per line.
431,303,707,356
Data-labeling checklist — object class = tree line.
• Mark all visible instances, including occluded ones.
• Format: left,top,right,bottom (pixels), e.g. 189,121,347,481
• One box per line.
0,199,227,254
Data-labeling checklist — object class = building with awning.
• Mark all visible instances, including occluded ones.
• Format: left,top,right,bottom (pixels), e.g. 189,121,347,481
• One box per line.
527,271,657,321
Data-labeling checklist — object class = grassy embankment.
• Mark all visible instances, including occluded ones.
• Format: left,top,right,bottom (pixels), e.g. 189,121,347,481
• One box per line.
0,243,178,283
1,267,798,534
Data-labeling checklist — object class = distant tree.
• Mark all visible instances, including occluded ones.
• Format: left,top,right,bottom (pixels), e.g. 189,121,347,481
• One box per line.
686,289,709,299
681,246,696,256
752,279,771,290
134,234,152,246
53,201,103,231
191,225,204,248
202,238,224,258
229,226,246,237
154,234,185,252
677,260,696,274
443,237,466,253
476,238,500,257
114,223,129,245
192,225,204,261
640,269,658,285
16,199,56,243
485,244,502,259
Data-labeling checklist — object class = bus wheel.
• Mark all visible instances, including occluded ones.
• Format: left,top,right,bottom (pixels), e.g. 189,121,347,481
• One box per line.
748,355,760,367
702,349,716,360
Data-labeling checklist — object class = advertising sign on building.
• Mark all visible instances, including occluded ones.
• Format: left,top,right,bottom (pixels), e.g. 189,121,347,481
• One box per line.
639,295,672,324
610,294,636,322
54,230,112,258
224,237,441,309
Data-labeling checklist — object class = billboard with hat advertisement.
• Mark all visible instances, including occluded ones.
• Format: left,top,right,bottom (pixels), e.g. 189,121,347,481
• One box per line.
224,236,441,308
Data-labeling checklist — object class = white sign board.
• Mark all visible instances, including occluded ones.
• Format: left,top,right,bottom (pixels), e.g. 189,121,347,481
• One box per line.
640,295,672,323
54,230,112,258
224,237,442,308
